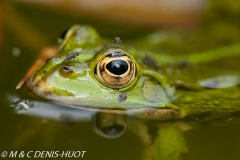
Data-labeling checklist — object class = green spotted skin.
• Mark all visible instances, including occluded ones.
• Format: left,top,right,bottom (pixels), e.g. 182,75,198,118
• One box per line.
27,25,240,119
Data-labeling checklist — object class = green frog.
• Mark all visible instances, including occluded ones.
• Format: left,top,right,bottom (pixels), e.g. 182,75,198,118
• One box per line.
22,25,240,160
26,24,240,120
27,24,178,119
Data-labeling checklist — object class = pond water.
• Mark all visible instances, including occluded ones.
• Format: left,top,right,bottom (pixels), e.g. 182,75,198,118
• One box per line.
1,1,240,160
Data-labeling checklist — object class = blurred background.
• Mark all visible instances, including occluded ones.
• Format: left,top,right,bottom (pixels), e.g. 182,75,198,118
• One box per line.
1,0,240,91
1,1,240,160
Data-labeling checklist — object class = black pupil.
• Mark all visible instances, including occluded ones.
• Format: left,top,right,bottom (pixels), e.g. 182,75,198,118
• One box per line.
106,60,128,75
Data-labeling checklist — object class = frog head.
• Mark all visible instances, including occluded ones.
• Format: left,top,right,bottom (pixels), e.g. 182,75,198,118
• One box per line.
27,25,178,119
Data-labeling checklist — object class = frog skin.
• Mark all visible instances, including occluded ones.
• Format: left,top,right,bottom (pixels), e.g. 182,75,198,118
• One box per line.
22,24,240,160
27,25,240,120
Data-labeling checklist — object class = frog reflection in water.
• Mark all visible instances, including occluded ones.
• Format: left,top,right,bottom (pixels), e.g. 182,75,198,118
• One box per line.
25,25,240,160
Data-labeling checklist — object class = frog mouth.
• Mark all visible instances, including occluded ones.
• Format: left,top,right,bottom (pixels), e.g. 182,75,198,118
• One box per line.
76,106,180,120
48,99,180,120
27,76,52,96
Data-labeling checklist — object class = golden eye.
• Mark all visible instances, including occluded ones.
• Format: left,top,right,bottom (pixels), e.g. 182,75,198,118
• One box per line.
95,48,136,89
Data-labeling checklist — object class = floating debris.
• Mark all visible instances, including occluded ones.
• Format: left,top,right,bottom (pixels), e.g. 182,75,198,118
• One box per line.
12,47,21,57
64,52,79,61
198,75,239,88
14,99,34,114
118,93,127,102
113,37,122,44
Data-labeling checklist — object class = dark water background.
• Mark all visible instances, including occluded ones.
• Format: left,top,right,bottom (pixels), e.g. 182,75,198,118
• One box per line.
1,1,240,160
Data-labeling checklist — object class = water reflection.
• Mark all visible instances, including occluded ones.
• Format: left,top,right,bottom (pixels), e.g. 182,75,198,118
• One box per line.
7,88,240,160
93,112,127,138
7,93,92,122
7,91,189,159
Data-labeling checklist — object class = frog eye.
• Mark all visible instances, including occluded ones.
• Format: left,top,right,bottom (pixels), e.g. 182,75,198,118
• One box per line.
95,49,136,89
58,25,80,48
58,27,71,43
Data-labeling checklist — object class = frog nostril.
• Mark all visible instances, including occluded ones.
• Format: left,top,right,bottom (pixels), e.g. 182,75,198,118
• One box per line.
61,65,73,73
